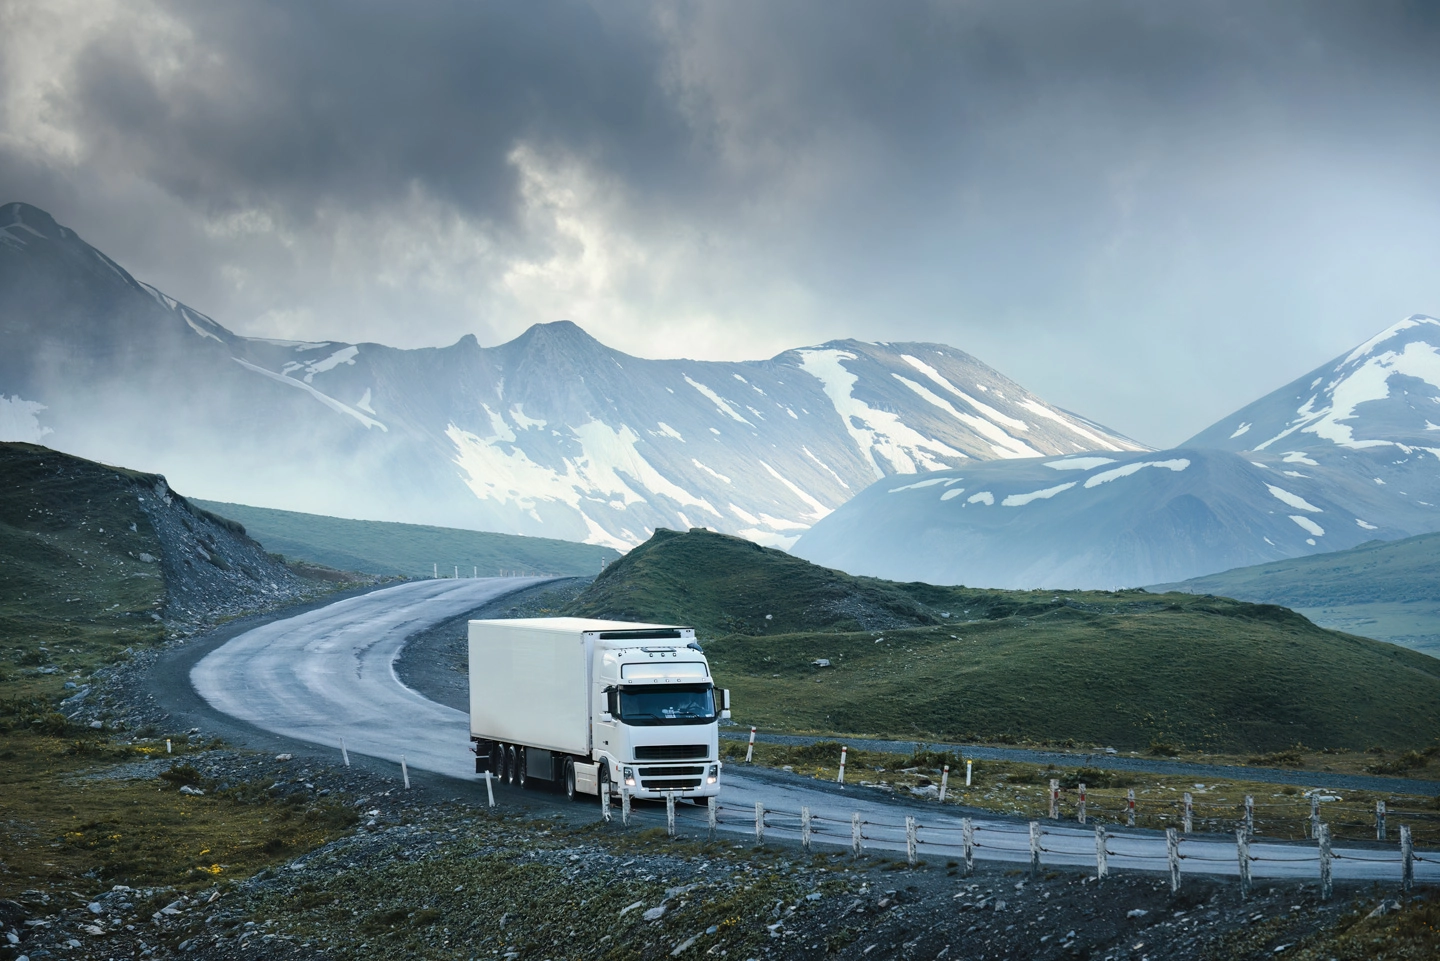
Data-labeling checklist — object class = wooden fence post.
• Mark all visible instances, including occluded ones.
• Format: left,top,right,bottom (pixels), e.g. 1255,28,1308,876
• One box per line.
1095,824,1108,881
666,793,676,838
1318,822,1332,901
962,818,975,876
1236,828,1251,900
1182,792,1192,833
905,816,917,865
755,802,765,845
1166,828,1181,893
801,807,812,853
1244,795,1254,839
1078,783,1087,825
1376,800,1386,841
1127,789,1136,827
622,787,632,827
1029,821,1041,878
1401,825,1414,894
707,797,717,841
1310,795,1320,839
1049,780,1060,819
852,811,862,858
599,779,609,821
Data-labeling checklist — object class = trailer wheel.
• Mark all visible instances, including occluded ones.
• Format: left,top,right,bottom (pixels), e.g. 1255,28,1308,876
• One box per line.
504,744,517,785
515,747,528,790
563,758,577,801
490,743,504,780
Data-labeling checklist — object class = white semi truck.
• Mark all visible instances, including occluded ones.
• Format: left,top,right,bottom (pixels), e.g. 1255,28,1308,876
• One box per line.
467,617,730,800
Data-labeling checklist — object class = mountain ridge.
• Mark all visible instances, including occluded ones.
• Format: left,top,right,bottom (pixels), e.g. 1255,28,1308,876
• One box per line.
1,200,1143,550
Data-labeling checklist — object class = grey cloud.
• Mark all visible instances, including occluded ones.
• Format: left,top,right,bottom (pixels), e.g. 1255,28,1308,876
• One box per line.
3,0,1439,446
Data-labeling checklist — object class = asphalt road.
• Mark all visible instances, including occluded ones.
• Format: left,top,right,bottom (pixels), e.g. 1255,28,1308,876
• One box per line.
183,579,1437,886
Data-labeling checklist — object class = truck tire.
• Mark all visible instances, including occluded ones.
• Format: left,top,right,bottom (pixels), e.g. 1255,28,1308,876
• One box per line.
504,744,517,785
515,747,528,790
563,758,577,801
490,743,504,780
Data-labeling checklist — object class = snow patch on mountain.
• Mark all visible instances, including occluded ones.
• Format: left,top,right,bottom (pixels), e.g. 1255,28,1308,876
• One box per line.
1045,456,1116,471
1266,484,1321,512
1002,482,1075,507
1081,458,1189,488
232,358,388,431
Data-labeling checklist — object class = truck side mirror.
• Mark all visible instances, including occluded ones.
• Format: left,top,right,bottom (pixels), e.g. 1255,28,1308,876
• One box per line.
721,688,731,720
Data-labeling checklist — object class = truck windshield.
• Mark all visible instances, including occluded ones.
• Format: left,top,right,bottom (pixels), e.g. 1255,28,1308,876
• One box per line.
617,685,716,725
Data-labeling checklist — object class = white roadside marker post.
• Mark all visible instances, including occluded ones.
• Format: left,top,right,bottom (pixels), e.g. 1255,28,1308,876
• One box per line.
962,818,975,876
401,755,410,790
600,782,610,822
745,727,756,763
939,764,949,801
1318,823,1333,901
1401,826,1414,894
485,770,495,807
837,746,847,785
340,738,349,767
1166,828,1181,893
1029,822,1041,879
1127,789,1136,827
1095,825,1108,881
166,739,172,754
965,759,972,787
801,807,812,853
905,817,917,866
1237,828,1251,899
1376,800,1386,841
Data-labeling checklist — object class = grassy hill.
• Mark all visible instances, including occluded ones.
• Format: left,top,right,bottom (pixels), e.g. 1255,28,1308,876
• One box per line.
563,528,1440,754
192,500,621,578
1152,532,1440,658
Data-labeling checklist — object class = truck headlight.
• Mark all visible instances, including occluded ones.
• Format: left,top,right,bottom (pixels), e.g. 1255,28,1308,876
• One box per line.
623,766,635,787
707,764,718,784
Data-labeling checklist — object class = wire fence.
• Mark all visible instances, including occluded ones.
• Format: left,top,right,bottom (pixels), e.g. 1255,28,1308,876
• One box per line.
592,786,1431,901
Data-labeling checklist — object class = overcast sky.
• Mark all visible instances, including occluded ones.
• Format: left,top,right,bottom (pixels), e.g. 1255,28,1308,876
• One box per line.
3,0,1438,448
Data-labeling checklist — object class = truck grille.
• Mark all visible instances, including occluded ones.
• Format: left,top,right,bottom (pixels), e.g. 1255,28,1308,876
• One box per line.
639,765,705,778
639,763,706,790
643,777,704,790
634,745,708,761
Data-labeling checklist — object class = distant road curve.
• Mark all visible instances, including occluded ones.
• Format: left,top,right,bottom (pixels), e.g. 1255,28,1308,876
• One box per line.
722,733,1440,798
190,579,1437,884
192,577,557,780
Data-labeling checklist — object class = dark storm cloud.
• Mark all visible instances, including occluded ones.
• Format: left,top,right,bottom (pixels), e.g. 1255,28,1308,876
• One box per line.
3,0,1439,445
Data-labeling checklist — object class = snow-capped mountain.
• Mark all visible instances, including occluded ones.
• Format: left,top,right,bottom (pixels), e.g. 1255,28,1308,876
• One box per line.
0,202,1143,549
793,316,1440,588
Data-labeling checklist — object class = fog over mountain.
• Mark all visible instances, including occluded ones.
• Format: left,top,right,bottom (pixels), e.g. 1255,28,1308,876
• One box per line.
0,202,1141,550
794,317,1440,588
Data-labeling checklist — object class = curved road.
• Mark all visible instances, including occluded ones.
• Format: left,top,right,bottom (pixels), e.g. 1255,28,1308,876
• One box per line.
191,579,1437,886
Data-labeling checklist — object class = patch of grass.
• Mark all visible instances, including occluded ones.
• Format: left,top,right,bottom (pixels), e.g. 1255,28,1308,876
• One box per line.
569,530,1440,754
192,499,620,578
0,732,356,896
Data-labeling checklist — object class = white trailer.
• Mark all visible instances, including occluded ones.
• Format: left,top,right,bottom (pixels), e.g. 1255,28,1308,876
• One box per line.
468,617,730,800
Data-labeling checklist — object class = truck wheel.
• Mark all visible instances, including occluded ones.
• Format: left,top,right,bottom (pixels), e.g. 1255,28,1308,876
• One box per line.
563,758,577,801
515,747,528,790
505,744,517,785
490,744,504,780
597,764,611,803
